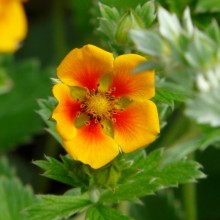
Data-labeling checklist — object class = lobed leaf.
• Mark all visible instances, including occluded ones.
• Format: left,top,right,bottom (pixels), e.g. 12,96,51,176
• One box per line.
37,97,61,144
100,149,205,203
33,155,89,190
86,204,132,220
26,194,91,220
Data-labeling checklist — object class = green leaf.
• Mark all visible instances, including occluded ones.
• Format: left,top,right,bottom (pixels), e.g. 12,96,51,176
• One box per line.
206,20,220,45
33,155,89,189
115,9,144,44
182,7,193,35
186,87,220,127
0,68,13,95
135,1,156,27
26,194,91,220
154,80,191,106
0,156,15,178
196,0,220,12
0,59,53,152
162,130,220,166
100,149,205,203
184,30,216,70
158,7,181,41
132,61,163,72
98,3,119,39
37,97,61,144
130,30,163,56
0,176,34,220
99,3,120,21
155,87,188,105
86,204,132,220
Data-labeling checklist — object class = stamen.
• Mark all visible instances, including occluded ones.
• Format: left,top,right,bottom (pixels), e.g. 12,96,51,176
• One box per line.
111,118,116,123
85,121,90,125
79,89,120,123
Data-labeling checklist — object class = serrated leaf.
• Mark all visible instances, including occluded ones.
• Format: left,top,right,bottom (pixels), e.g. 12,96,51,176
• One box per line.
155,87,187,105
0,176,34,220
26,194,91,220
100,149,204,203
0,59,53,151
86,204,132,220
117,149,147,184
33,155,89,189
37,97,61,144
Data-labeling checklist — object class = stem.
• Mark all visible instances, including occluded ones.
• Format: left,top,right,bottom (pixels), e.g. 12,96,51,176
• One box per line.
182,153,197,220
53,0,67,61
118,201,130,216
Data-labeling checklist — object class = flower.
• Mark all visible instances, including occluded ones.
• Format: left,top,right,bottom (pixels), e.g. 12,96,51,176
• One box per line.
52,44,160,169
0,0,27,53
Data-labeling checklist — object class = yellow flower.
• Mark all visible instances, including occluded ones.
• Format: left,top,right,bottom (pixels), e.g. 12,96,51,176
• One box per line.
52,44,160,169
0,0,27,52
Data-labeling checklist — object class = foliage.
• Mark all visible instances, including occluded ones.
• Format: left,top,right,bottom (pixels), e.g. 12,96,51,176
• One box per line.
1,0,220,220
130,6,220,128
26,194,91,220
0,157,34,220
0,57,53,152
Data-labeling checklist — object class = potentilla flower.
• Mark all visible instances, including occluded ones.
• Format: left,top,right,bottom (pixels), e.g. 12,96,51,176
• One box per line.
52,44,160,169
0,0,27,52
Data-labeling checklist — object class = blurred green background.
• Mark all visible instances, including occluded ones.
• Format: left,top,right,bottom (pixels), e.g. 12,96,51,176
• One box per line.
0,0,220,220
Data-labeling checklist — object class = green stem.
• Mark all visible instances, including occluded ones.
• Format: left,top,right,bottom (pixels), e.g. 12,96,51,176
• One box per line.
53,0,67,61
182,153,197,220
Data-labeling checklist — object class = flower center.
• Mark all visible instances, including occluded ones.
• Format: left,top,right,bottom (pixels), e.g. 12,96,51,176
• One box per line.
87,94,111,116
80,89,118,122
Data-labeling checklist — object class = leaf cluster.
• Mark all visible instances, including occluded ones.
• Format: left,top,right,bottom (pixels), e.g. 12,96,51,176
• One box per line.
130,6,220,128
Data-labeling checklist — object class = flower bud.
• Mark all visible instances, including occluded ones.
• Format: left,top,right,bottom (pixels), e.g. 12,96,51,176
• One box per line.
115,9,144,45
93,161,121,189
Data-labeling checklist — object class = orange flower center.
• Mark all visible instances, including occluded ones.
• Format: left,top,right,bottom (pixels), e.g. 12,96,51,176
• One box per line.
80,89,119,122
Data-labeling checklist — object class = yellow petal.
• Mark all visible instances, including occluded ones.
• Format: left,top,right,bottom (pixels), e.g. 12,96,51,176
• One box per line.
57,44,114,90
52,84,81,140
110,54,155,101
0,0,27,52
63,122,119,169
113,101,160,153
